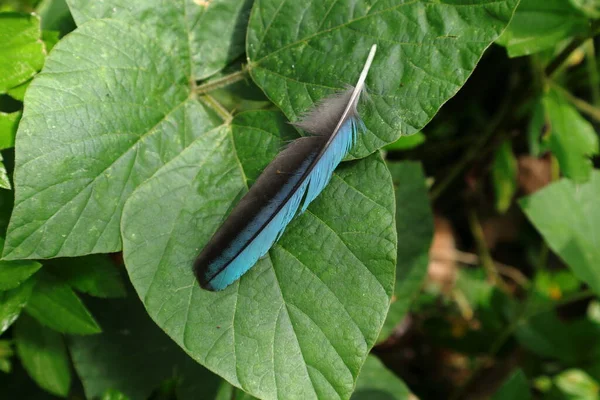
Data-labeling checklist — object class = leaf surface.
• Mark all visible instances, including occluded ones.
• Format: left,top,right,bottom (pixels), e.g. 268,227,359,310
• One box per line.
122,110,396,400
247,0,520,157
520,171,600,294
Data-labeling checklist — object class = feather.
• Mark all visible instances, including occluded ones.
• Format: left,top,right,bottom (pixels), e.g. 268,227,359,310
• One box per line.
194,44,377,291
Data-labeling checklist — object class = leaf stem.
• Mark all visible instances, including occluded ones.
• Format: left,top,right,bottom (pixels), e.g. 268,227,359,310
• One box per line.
199,94,233,123
551,82,600,123
545,20,600,77
195,68,249,95
467,209,508,291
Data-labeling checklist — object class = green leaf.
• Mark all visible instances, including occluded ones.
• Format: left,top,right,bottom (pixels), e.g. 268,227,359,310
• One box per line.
0,12,46,93
351,355,411,400
67,0,253,80
0,277,35,334
555,369,600,400
101,389,131,400
0,238,42,291
36,0,76,34
383,132,426,152
497,0,590,57
15,314,71,397
493,370,532,400
0,111,20,149
121,110,396,400
46,255,126,298
7,79,31,101
379,161,433,342
514,311,600,364
0,340,13,373
3,14,226,259
25,271,101,334
542,88,599,183
570,0,600,19
69,291,221,400
0,154,11,190
520,171,600,294
492,140,517,213
246,0,519,157
527,97,548,157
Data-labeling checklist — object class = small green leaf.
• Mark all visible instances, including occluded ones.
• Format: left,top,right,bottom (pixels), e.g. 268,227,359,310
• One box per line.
0,154,11,190
497,0,589,57
351,355,411,400
555,369,600,399
520,171,600,294
542,88,599,182
15,314,71,397
384,132,426,152
0,238,42,291
492,140,517,213
101,389,131,400
493,370,532,400
379,162,433,342
247,0,519,157
0,12,46,93
67,0,253,80
25,271,101,334
46,255,126,298
0,111,20,149
69,292,221,400
0,277,35,334
0,340,13,373
122,110,396,400
527,97,548,157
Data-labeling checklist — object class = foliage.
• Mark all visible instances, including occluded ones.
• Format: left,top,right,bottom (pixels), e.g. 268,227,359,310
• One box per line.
1,0,600,399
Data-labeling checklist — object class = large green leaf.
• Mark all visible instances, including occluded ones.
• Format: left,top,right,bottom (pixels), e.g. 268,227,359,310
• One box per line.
67,0,253,80
520,171,600,294
379,161,433,342
69,290,220,400
25,271,101,334
0,12,46,93
121,110,396,400
351,355,411,400
542,88,599,183
0,277,35,334
15,314,72,397
246,0,519,157
3,13,224,259
497,0,590,57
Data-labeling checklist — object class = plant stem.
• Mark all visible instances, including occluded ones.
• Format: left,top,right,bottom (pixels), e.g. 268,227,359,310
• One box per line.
195,68,249,95
584,39,600,106
545,20,600,77
467,209,508,291
551,82,600,123
430,90,512,201
199,94,233,123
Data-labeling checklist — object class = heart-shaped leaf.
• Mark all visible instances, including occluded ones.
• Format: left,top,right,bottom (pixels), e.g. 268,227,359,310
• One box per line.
3,13,225,259
246,0,519,157
121,110,396,400
67,0,253,80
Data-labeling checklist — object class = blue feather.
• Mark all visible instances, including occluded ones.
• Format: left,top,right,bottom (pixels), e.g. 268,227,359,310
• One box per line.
194,45,377,291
